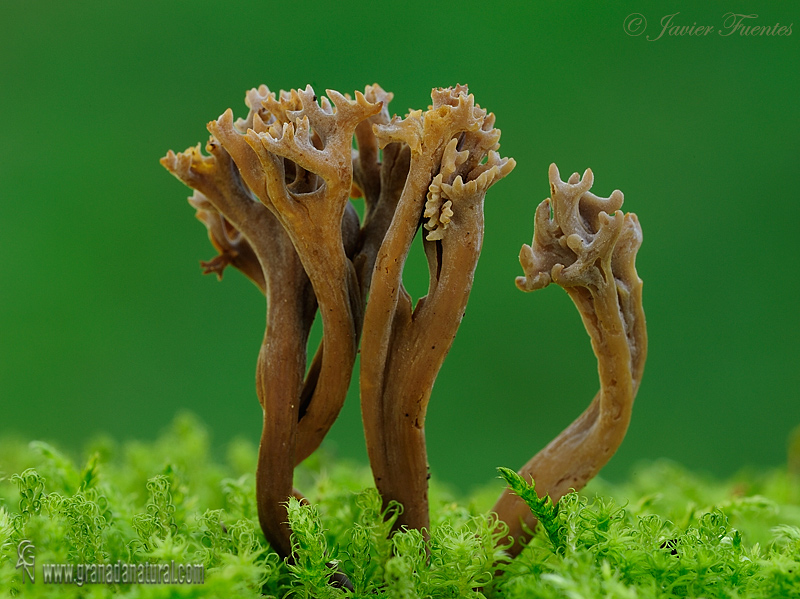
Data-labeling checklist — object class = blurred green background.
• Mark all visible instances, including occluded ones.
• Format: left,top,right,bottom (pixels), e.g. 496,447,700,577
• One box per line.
1,1,798,493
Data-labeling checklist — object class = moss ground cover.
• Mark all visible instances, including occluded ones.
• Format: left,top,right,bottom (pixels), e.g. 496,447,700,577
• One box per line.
1,413,798,598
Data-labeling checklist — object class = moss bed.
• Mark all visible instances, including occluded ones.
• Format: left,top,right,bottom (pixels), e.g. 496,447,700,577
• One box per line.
1,413,798,598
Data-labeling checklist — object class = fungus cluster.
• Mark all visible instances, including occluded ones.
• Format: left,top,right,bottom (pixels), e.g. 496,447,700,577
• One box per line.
161,83,646,578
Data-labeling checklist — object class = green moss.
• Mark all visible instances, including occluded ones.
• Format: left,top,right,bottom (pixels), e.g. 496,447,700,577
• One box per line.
1,414,798,598
497,467,565,554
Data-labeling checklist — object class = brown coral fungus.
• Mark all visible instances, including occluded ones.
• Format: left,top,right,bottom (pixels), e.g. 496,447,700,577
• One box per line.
162,80,646,575
161,83,515,567
492,164,647,557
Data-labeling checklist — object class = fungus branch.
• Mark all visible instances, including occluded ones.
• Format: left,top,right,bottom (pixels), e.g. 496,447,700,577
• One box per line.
351,84,411,294
493,164,647,557
360,86,515,532
207,87,374,467
161,133,317,559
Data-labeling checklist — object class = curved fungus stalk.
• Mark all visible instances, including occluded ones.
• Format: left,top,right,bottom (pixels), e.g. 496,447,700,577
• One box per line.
492,163,647,557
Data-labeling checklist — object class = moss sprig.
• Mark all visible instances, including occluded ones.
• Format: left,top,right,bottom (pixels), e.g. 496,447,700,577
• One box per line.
497,467,565,554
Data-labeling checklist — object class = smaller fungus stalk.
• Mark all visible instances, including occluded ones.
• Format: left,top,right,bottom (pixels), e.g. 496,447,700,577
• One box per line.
492,164,646,557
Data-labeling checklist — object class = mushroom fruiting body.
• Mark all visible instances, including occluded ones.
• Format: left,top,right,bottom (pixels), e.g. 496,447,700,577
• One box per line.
161,85,645,570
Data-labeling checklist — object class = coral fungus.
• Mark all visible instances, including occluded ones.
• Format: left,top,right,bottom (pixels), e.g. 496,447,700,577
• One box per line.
162,82,645,575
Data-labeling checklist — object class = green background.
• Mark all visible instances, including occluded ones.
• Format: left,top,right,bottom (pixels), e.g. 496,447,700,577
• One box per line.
1,1,798,493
